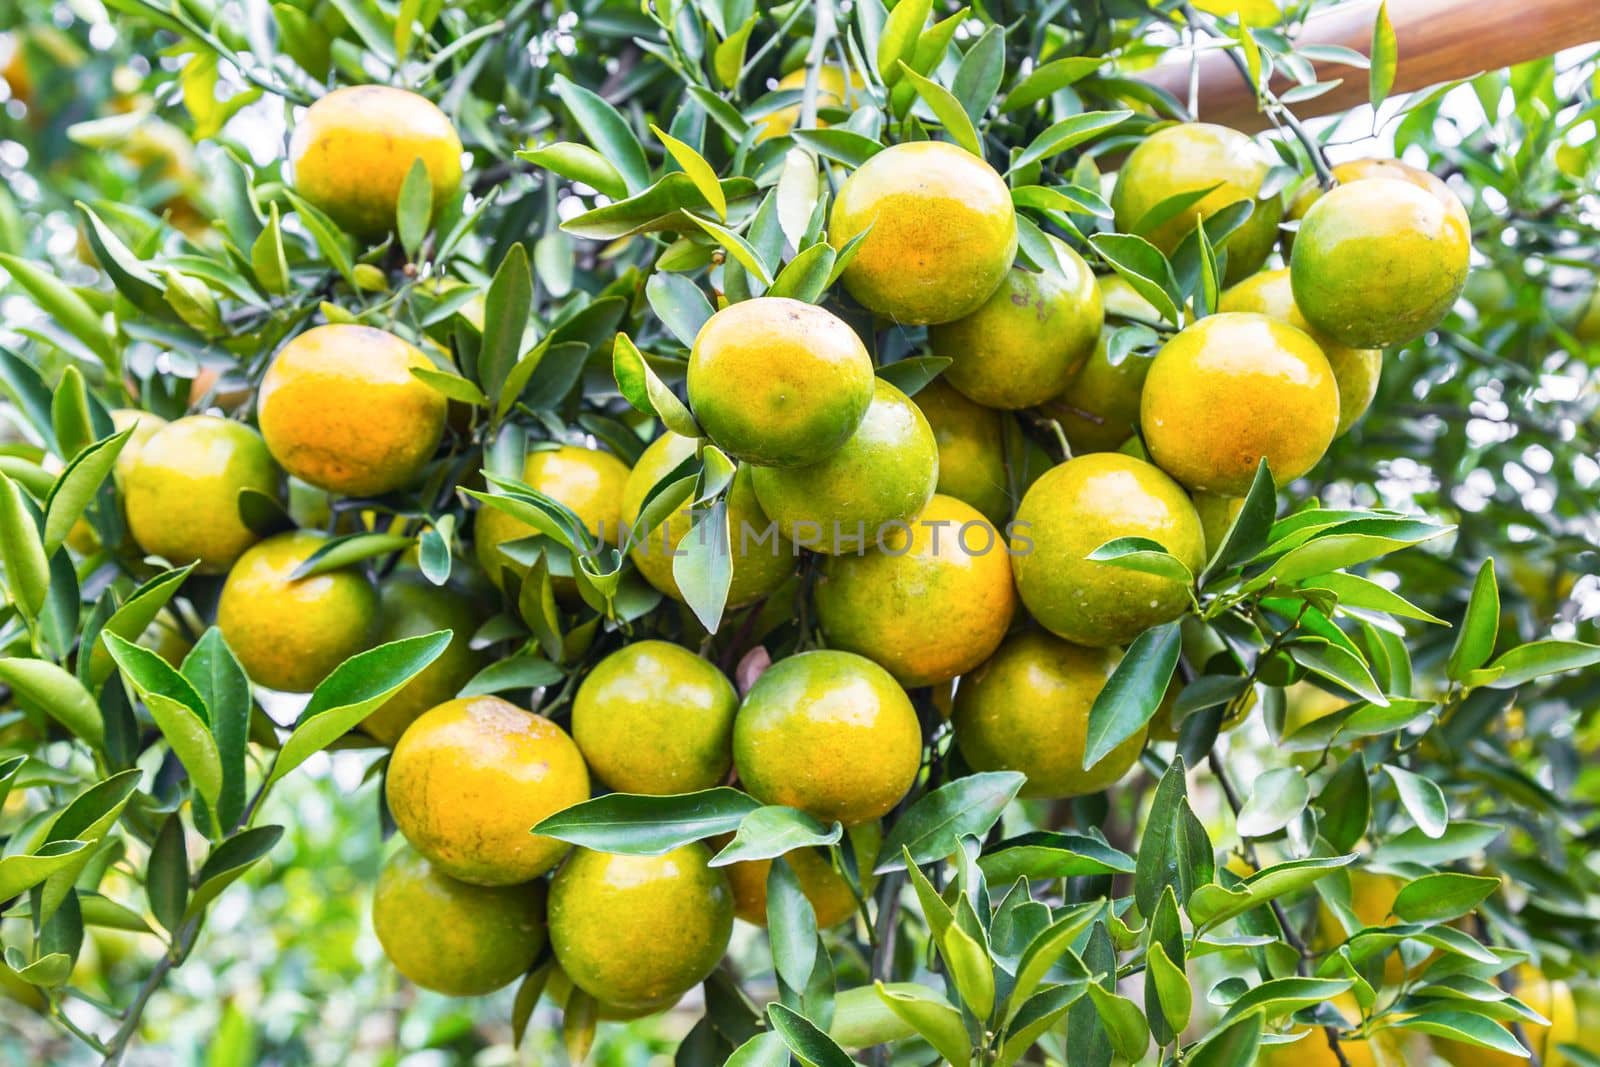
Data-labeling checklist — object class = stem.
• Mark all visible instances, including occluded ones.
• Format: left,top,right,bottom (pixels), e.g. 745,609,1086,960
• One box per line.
100,920,199,1065
799,0,837,130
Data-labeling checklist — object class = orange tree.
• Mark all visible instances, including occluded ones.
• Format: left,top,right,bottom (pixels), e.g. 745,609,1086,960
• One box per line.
0,0,1598,1063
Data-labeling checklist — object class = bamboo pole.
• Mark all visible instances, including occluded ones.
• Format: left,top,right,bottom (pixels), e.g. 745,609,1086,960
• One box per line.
1140,0,1600,133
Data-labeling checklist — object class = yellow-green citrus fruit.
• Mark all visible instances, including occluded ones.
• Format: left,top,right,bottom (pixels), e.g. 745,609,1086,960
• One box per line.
756,66,859,142
360,575,488,745
1111,122,1282,283
1219,268,1382,436
687,297,874,467
734,650,921,825
1256,1002,1403,1067
1011,453,1206,647
572,640,738,794
371,846,546,997
259,324,446,497
386,695,590,886
124,415,279,574
913,380,1010,524
829,141,1018,325
1291,178,1472,349
1287,156,1460,227
725,846,859,929
1436,968,1579,1067
216,530,377,693
929,235,1103,409
1573,283,1600,344
289,85,463,238
548,844,733,1013
750,379,938,555
1312,869,1409,986
1046,276,1162,454
1141,312,1340,495
953,630,1145,798
814,495,1016,687
109,408,166,493
1192,491,1246,558
1283,680,1350,735
475,444,631,589
621,433,794,606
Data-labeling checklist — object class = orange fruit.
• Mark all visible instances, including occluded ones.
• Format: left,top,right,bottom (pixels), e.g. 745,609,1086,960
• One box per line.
385,695,590,885
756,66,860,142
1290,178,1471,349
953,630,1145,798
913,380,1010,523
734,650,921,825
289,85,463,238
1045,275,1161,454
123,415,279,574
1192,491,1246,559
360,574,488,745
1255,997,1404,1067
621,433,795,607
750,379,938,555
371,845,546,997
1219,268,1382,437
215,530,378,693
724,845,860,929
571,640,738,794
814,494,1016,687
687,297,874,467
259,324,446,498
1141,312,1340,495
829,141,1018,325
929,235,1103,409
1111,122,1282,284
108,409,167,494
475,444,630,589
1011,453,1206,647
548,844,733,1013
1287,157,1461,230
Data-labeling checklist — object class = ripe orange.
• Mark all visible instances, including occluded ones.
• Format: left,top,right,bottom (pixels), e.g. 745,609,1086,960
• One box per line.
1111,122,1282,283
571,640,738,794
123,415,279,574
289,85,463,238
912,380,1010,523
475,444,630,589
1141,312,1340,495
371,846,546,997
360,574,488,745
385,695,590,885
814,495,1016,687
1291,178,1471,349
548,844,733,1013
215,530,377,693
756,66,860,142
686,297,874,467
929,235,1103,409
108,408,166,494
750,379,938,554
724,845,861,929
734,650,921,825
953,630,1145,798
829,141,1018,325
1011,453,1206,647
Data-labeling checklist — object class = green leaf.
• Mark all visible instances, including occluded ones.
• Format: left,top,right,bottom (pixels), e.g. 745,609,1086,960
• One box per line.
874,771,1025,873
1147,939,1191,1037
769,1002,861,1067
1290,639,1388,707
283,191,357,290
104,633,223,820
939,907,995,1019
686,213,775,288
1303,570,1446,625
0,657,104,749
1088,233,1181,325
75,202,172,317
1369,1,1398,111
1007,902,1100,1015
0,841,90,903
896,63,982,157
613,333,700,438
1087,985,1148,1061
1394,1011,1528,1057
411,366,488,407
1000,56,1104,112
876,0,931,86
1082,621,1179,768
1235,767,1310,839
0,473,48,619
1481,639,1600,689
533,230,574,298
1186,1015,1263,1067
1085,537,1196,586
516,142,628,200
710,806,843,867
951,25,1004,123
767,856,818,991
1392,873,1499,924
480,243,533,402
181,629,251,830
645,272,715,349
726,1032,790,1067
0,254,116,368
147,814,189,934
1384,764,1448,839
396,158,433,261
264,632,451,789
1319,753,1371,854
999,980,1092,1067
877,356,950,397
791,129,884,168
184,825,284,921
552,74,650,194
651,124,727,221
531,787,760,854
289,532,413,579
1371,821,1501,866
460,654,564,697
1013,110,1132,171
713,16,757,89
87,563,196,688
1447,559,1499,681
1256,524,1452,586
1135,757,1209,913
1215,977,1354,1027
1203,459,1276,580
769,242,838,303
977,831,1134,883
874,982,970,1067
562,173,758,240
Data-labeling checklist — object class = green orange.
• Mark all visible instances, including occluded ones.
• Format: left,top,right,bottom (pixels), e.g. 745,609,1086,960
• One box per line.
371,846,546,997
1011,453,1205,647
216,530,377,693
953,630,1145,798
829,141,1018,325
1192,491,1246,558
475,444,631,589
1111,122,1282,284
108,408,166,494
571,640,737,794
289,85,463,238
621,433,795,607
1141,312,1339,495
687,297,874,467
750,379,937,555
913,380,1010,523
123,415,279,574
929,235,1102,409
1219,268,1382,436
815,495,1016,687
385,695,590,886
1287,157,1461,229
548,844,733,1013
1045,275,1161,454
734,650,921,825
1290,178,1471,349
259,324,446,497
360,574,488,745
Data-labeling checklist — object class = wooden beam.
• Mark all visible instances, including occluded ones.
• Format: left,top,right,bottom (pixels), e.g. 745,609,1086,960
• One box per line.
1140,0,1600,133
